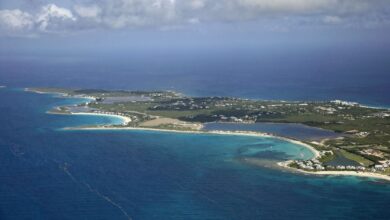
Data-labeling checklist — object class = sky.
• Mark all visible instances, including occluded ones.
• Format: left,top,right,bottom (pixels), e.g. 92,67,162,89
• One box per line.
1,1,390,105
0,0,389,55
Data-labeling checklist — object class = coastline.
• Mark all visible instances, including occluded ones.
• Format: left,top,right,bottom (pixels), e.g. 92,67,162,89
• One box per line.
66,125,390,182
25,88,95,101
64,125,321,158
24,88,68,96
278,160,390,182
26,87,389,182
69,112,131,125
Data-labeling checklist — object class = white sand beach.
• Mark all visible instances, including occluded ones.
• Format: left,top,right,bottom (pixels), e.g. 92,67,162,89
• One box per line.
70,112,131,125
65,125,320,157
140,117,203,130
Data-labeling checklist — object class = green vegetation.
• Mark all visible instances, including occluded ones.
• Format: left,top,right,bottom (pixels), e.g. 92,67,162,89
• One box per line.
318,152,335,163
382,168,390,175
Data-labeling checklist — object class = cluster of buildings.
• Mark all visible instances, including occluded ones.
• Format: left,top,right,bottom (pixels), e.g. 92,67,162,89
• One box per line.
294,159,325,170
293,158,390,173
344,130,370,137
375,160,390,171
371,112,390,119
359,148,386,159
326,165,367,171
148,91,178,99
211,114,258,123
91,110,126,117
151,98,213,110
314,106,337,114
293,150,389,173
293,159,373,172
331,100,359,106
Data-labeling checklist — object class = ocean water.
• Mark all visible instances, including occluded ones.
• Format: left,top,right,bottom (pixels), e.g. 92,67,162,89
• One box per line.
1,49,390,107
1,88,390,219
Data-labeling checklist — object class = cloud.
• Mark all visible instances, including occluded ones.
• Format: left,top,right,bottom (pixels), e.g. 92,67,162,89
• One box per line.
0,0,389,36
74,5,102,19
0,9,33,31
101,0,178,28
190,0,205,10
36,4,76,31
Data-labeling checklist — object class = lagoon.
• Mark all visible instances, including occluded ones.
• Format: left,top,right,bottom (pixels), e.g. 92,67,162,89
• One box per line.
203,122,341,141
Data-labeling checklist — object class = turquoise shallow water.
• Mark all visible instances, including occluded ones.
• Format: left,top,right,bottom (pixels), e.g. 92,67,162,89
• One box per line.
1,88,390,220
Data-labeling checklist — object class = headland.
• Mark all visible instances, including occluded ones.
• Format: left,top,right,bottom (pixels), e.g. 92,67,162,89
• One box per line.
26,87,390,181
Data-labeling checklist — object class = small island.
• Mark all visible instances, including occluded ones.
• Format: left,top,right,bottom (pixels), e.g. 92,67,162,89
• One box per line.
26,87,390,181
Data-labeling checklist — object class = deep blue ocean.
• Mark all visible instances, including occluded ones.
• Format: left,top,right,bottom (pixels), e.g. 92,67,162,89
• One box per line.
1,49,390,219
1,48,390,107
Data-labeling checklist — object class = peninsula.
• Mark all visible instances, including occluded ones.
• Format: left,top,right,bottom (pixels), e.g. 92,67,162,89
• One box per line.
27,87,390,181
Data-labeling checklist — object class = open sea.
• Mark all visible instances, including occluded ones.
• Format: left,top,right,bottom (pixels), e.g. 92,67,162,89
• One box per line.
1,50,390,219
1,48,390,107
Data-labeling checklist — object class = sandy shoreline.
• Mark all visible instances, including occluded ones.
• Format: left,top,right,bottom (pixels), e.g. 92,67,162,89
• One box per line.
69,112,131,125
278,160,390,182
64,125,320,157
140,117,203,130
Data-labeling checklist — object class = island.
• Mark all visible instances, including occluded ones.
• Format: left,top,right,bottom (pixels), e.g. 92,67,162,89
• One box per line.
26,87,390,181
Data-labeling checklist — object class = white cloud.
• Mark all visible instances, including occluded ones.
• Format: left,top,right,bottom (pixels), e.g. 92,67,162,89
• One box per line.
98,0,180,28
0,0,389,36
190,0,205,10
74,5,102,19
36,4,76,31
0,9,33,31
